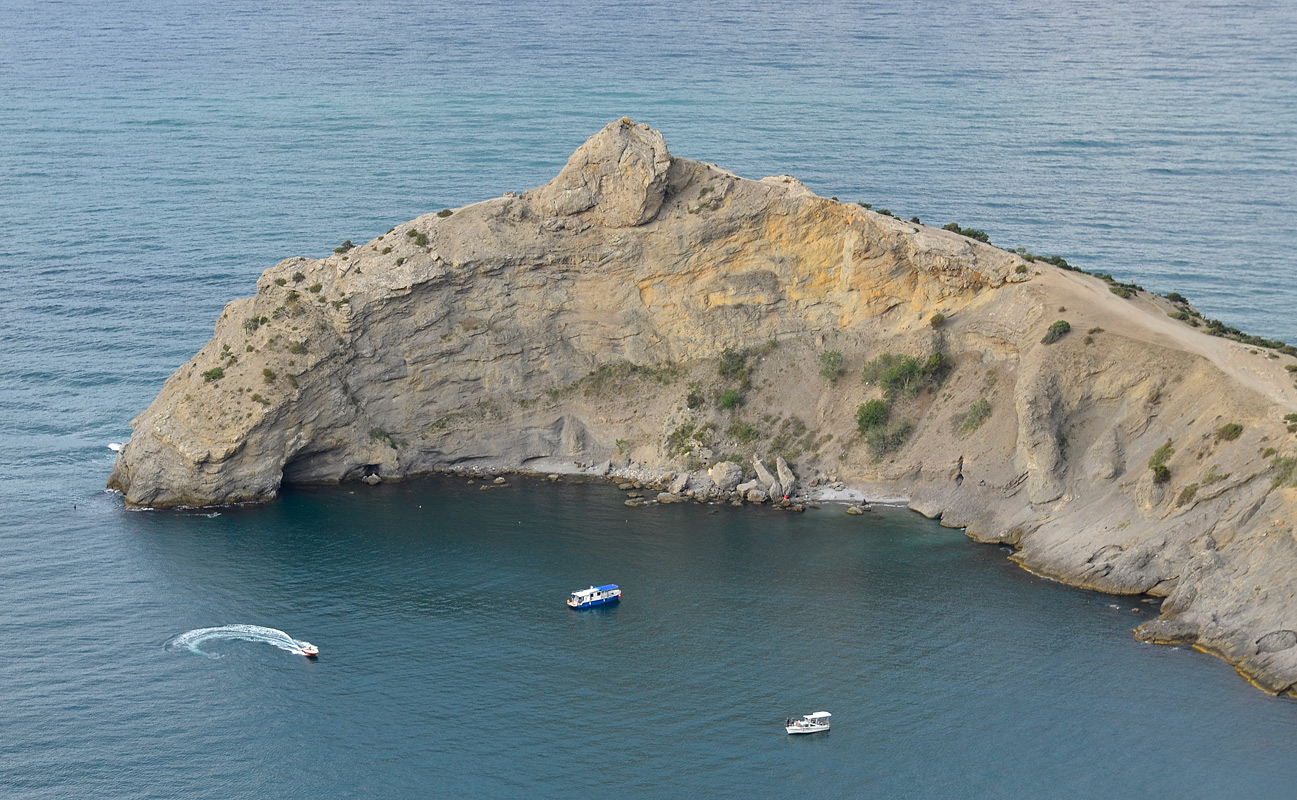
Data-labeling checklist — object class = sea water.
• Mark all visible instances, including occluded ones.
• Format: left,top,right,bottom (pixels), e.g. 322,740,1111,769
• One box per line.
3,1,1297,796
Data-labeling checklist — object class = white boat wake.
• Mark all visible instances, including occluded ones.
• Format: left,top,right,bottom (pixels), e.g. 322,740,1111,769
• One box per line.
165,625,318,659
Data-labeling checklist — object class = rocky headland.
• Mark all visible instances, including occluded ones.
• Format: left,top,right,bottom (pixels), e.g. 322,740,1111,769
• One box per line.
110,119,1297,694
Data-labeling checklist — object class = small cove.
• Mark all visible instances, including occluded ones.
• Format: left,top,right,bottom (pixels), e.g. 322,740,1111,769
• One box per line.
4,476,1296,797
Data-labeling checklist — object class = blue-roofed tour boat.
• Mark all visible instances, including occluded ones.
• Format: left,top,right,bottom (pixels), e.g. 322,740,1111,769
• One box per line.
568,584,621,609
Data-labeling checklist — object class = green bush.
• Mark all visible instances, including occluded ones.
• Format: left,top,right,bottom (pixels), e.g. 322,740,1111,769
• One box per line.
686,386,705,409
1110,285,1134,298
818,350,845,383
929,312,946,329
877,208,893,217
861,351,952,400
250,393,269,405
275,277,287,286
856,399,889,433
201,367,225,382
1166,292,1187,304
395,257,405,266
960,398,992,433
333,240,353,254
291,271,305,283
414,233,428,246
942,222,990,243
381,246,392,254
437,209,454,218
1217,423,1244,441
1176,483,1199,507
867,422,913,457
288,341,308,355
1285,365,1297,373
1273,456,1297,488
262,368,276,383
308,283,323,293
1015,264,1028,274
1041,320,1071,345
910,216,921,224
718,348,747,379
727,422,759,444
717,389,742,410
406,229,418,237
1148,439,1174,482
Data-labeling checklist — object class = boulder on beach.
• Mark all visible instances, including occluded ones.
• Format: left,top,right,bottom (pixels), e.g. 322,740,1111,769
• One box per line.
776,457,797,495
708,461,743,492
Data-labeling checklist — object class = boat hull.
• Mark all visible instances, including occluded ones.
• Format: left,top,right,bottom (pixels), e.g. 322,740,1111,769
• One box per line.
568,595,620,609
786,724,829,734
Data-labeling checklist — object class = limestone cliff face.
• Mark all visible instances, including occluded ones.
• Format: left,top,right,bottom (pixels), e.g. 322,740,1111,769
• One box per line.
110,118,1297,694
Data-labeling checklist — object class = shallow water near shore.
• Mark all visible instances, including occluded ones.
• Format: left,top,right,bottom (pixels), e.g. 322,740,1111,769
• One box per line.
3,476,1297,797
5,0,1297,795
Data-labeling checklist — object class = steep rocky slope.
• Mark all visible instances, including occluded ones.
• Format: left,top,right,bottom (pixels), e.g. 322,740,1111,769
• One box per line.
110,119,1297,694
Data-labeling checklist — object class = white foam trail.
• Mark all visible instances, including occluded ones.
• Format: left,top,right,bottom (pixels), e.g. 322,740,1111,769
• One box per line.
107,442,124,452
165,625,315,659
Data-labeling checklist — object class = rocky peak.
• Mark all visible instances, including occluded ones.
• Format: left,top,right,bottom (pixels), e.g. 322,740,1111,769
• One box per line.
524,117,673,227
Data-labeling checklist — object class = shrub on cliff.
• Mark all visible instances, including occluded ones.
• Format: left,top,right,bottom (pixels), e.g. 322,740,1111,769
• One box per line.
201,367,224,382
856,399,889,433
1217,423,1244,441
1149,439,1174,483
1273,456,1297,488
726,421,759,445
867,422,913,458
717,389,742,410
718,348,746,379
942,222,990,243
929,312,946,329
960,398,992,433
818,350,845,383
861,351,952,400
1041,320,1071,345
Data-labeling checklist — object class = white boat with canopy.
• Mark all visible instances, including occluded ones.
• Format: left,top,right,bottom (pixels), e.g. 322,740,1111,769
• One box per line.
567,584,621,609
785,711,831,734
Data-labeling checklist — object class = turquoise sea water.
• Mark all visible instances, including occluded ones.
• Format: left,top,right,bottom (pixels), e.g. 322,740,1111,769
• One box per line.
3,1,1297,796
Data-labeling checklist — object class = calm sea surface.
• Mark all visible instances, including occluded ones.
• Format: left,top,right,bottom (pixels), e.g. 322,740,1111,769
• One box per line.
3,1,1297,796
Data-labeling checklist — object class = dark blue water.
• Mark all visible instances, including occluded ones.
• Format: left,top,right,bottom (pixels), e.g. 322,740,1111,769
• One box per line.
4,1,1297,796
